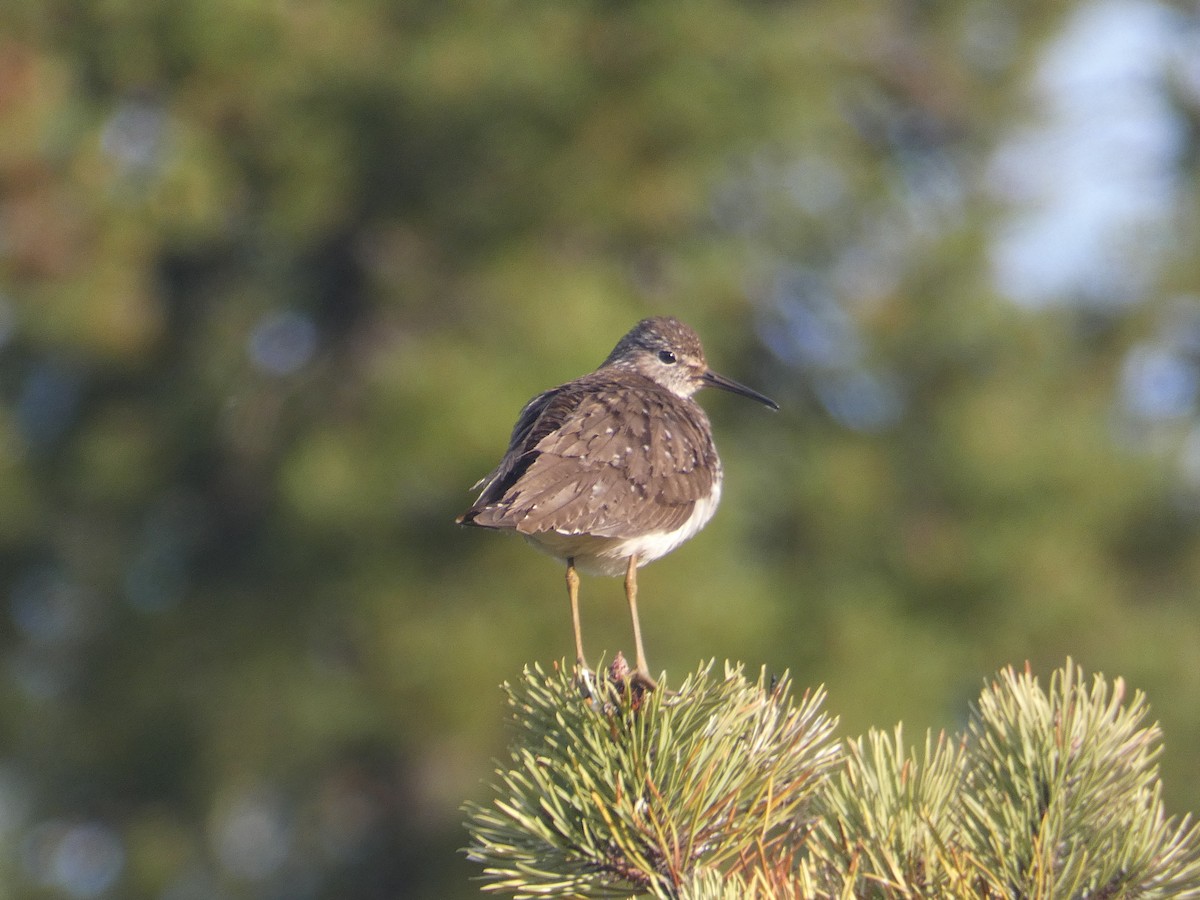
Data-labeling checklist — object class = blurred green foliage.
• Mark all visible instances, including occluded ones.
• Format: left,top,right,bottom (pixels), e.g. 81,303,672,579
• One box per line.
2,1,1200,897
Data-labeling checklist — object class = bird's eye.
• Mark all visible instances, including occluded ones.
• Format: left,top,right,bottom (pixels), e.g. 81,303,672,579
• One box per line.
658,350,677,365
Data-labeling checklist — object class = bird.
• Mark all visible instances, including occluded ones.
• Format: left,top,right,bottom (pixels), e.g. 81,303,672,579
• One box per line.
457,316,778,689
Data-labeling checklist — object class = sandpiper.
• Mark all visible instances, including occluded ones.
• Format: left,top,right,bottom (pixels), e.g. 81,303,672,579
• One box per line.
457,316,778,688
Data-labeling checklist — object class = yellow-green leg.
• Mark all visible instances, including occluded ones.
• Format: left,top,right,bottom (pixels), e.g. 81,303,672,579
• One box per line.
566,558,587,671
624,553,657,690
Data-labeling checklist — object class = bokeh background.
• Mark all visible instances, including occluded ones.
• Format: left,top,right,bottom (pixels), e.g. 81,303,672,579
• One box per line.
3,1,1200,897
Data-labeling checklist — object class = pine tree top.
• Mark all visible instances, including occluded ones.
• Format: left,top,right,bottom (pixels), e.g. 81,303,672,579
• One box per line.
465,658,1200,899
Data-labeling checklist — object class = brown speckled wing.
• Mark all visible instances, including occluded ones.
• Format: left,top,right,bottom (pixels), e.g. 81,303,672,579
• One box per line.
459,373,717,538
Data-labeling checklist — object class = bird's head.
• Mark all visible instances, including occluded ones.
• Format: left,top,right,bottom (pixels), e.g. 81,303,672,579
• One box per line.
602,316,779,409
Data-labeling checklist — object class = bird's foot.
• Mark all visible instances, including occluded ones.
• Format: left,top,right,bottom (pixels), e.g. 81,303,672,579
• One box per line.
630,668,658,692
573,661,597,700
602,652,662,707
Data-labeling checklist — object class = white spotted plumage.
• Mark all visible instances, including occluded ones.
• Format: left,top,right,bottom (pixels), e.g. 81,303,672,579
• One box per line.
457,317,776,683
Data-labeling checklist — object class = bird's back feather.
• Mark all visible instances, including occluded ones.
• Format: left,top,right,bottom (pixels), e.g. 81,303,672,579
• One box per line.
457,372,719,540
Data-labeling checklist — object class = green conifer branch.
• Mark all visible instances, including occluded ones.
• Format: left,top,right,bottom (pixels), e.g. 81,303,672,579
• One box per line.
464,658,1200,899
809,725,978,895
465,659,840,898
957,662,1200,898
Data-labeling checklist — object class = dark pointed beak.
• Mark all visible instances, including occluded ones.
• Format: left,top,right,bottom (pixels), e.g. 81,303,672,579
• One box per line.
701,370,780,410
